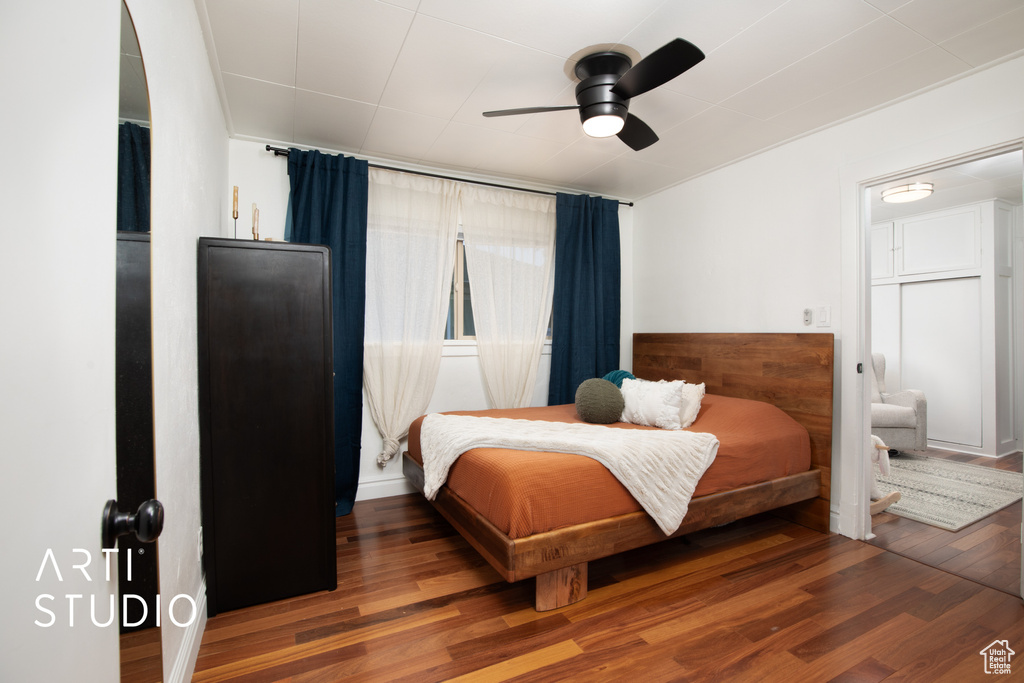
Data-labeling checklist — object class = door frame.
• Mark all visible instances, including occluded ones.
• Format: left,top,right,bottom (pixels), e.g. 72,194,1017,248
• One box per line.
840,135,1024,543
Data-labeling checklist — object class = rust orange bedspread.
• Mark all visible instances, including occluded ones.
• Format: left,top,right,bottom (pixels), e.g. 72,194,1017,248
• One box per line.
407,394,810,539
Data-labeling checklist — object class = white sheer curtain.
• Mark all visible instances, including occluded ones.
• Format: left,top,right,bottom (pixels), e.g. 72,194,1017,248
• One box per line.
460,186,556,408
364,169,459,464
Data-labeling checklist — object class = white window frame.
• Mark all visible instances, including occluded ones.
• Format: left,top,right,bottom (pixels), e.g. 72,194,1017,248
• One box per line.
443,232,554,346
445,234,475,341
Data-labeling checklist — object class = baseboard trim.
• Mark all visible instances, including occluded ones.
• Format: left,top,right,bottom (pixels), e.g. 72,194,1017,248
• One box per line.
355,475,416,501
165,578,207,683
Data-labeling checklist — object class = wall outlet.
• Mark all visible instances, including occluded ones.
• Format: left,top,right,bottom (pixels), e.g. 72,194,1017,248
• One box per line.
198,526,204,562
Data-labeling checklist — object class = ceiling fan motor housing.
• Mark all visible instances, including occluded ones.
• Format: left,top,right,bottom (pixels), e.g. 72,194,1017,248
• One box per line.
574,52,633,126
575,73,630,124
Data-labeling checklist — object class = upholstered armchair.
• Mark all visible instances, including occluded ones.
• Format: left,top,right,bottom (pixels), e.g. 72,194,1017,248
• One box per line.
870,353,927,452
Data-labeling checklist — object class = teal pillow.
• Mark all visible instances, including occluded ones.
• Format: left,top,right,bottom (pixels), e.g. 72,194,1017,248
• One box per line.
575,378,625,424
602,369,636,389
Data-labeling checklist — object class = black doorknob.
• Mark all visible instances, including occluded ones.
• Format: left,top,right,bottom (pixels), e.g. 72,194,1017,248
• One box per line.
101,499,164,550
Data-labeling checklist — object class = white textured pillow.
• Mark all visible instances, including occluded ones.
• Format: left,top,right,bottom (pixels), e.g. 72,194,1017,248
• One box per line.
678,382,706,428
620,378,684,429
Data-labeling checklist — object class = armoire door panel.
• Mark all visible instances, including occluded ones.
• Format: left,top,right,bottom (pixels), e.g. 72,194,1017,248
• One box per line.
115,232,158,631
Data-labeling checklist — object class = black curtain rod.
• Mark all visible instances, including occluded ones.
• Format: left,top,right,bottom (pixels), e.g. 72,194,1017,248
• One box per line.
265,145,633,207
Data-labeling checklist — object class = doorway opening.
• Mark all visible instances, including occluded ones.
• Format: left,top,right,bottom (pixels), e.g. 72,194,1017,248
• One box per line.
862,148,1023,596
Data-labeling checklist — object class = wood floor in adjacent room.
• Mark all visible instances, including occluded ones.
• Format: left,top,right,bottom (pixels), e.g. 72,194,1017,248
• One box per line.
189,491,1024,682
868,448,1023,597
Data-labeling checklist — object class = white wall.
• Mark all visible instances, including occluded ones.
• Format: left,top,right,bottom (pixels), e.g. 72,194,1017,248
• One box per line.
634,144,841,334
128,1,229,680
633,54,1024,538
227,138,635,498
224,140,291,241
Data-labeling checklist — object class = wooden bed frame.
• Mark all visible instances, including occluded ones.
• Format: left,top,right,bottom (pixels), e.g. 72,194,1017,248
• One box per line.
403,332,834,611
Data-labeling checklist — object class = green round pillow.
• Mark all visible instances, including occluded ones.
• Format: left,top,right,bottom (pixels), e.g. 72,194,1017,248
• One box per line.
575,378,625,424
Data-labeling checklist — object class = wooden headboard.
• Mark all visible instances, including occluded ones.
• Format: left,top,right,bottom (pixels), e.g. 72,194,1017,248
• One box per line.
633,333,834,532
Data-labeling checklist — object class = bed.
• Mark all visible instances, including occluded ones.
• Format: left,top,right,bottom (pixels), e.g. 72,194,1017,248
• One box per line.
403,333,834,611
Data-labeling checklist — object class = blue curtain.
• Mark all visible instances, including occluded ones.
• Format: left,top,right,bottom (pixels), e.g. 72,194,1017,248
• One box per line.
286,149,368,516
547,193,621,405
117,122,150,232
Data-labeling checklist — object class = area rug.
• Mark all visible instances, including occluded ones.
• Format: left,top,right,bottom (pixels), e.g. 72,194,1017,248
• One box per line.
874,453,1023,531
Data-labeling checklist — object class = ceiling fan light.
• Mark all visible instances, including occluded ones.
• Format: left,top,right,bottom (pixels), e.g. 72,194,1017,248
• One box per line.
583,114,625,138
881,182,933,203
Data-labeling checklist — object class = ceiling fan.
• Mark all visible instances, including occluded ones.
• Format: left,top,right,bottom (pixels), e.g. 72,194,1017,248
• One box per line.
483,38,705,151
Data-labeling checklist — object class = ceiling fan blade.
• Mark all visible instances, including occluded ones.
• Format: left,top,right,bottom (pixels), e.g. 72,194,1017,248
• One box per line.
617,114,658,151
610,38,705,99
483,105,579,117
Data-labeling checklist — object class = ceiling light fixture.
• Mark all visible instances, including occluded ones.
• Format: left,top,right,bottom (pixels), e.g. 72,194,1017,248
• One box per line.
881,182,933,203
582,112,625,138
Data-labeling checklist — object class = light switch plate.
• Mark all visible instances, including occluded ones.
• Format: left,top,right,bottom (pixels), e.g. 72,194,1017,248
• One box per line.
815,306,831,327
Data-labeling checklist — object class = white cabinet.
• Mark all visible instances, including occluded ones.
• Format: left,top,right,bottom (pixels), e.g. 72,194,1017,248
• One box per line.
871,223,895,280
871,200,1017,457
872,205,982,283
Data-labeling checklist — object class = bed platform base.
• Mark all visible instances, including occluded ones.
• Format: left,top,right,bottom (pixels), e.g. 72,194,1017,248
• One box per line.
404,453,820,610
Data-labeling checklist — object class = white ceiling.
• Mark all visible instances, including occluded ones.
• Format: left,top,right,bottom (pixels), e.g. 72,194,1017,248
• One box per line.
870,149,1023,222
192,0,1024,200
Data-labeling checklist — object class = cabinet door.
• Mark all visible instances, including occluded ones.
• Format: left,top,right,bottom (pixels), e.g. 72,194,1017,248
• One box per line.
871,223,894,280
901,277,982,447
897,206,981,277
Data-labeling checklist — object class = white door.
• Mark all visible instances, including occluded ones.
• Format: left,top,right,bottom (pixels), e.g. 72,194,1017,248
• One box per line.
901,277,984,447
0,0,122,680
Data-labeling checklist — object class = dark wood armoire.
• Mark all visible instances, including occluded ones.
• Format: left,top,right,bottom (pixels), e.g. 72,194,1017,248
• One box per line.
115,231,159,631
197,237,337,616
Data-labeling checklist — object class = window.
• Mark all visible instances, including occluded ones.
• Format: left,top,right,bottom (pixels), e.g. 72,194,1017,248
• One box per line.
444,234,552,341
445,236,475,340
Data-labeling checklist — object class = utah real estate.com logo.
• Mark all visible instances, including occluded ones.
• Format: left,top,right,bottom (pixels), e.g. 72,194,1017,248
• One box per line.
980,640,1015,675
34,548,197,629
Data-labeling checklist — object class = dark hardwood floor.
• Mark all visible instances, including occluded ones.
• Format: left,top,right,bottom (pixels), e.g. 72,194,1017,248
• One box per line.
868,448,1023,597
181,491,1024,682
120,626,162,683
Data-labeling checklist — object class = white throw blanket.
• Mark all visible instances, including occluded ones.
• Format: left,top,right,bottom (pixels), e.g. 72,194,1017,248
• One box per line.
419,414,720,535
